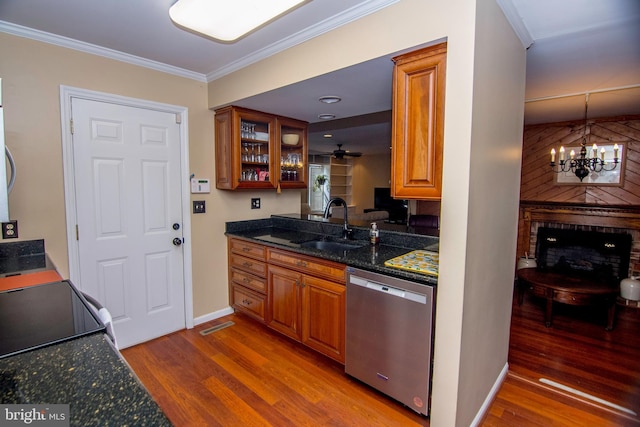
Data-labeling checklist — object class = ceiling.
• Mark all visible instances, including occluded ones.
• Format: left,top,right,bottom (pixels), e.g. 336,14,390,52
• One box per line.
1,0,639,156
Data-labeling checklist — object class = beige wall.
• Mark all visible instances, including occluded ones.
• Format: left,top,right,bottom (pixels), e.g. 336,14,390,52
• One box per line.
0,32,301,322
1,0,526,422
444,0,527,423
206,0,525,424
351,154,391,213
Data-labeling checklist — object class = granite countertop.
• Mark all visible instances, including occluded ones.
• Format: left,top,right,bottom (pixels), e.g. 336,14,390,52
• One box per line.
226,214,439,285
0,333,171,426
0,239,57,277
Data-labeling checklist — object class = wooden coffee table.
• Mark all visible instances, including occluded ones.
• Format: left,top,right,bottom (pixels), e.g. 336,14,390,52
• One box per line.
517,268,618,330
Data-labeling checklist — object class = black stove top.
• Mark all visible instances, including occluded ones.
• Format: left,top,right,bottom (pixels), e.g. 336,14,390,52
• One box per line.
0,280,105,359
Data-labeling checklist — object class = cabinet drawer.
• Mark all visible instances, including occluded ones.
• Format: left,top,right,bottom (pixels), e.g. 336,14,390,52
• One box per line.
229,238,266,261
553,290,605,306
230,267,266,293
230,253,267,278
231,284,266,321
268,249,346,283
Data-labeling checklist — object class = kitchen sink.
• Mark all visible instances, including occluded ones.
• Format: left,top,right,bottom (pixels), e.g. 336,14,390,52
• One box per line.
299,239,365,253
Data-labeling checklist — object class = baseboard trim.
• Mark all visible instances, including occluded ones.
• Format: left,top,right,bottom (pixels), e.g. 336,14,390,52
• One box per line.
470,362,509,427
193,306,234,326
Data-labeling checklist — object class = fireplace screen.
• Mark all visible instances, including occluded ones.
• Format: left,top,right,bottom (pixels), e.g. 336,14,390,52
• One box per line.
535,227,632,283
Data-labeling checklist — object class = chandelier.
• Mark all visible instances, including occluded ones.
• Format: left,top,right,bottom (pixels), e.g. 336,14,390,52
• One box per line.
549,93,619,182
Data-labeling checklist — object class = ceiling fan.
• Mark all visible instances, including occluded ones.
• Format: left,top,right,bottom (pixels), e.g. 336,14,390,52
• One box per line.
329,144,362,159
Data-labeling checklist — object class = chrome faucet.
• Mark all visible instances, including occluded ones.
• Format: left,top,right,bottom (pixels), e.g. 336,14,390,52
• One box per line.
323,197,352,239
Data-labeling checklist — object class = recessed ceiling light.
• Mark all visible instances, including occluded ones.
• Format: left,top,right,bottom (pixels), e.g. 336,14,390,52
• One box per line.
169,0,306,42
318,114,336,120
319,96,341,104
323,134,333,138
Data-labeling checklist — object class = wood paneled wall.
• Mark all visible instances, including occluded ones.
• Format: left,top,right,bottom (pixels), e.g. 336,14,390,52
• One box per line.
520,116,640,205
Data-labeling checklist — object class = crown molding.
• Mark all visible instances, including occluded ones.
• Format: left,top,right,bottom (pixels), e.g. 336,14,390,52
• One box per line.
0,20,208,82
205,0,400,82
496,0,534,49
1,0,398,84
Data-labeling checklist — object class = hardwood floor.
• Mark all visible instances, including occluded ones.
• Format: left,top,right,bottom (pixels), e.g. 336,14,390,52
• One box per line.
122,313,428,426
485,291,640,426
121,292,640,426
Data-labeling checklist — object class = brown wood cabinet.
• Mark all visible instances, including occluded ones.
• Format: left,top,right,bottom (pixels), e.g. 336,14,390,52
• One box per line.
226,237,346,363
267,249,346,363
227,238,268,322
214,106,307,191
391,42,447,200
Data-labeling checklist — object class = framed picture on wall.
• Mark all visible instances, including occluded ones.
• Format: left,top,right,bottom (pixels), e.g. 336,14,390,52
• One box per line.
555,143,625,185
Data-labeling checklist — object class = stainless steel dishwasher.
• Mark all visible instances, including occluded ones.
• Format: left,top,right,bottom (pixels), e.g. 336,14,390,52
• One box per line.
345,267,435,416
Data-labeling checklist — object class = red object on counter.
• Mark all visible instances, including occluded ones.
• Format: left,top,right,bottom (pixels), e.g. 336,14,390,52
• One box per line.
0,270,63,292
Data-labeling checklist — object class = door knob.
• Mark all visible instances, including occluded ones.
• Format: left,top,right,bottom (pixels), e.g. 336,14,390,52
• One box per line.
173,238,182,246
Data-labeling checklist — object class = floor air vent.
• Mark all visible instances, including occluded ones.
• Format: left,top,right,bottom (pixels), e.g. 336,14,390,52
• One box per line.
199,321,235,336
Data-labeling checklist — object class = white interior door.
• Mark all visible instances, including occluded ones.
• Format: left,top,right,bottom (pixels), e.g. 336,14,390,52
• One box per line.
70,97,186,348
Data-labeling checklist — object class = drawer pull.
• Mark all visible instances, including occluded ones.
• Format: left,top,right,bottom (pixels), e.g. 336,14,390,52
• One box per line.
242,277,251,283
242,298,253,305
243,262,253,268
296,260,308,267
242,247,251,252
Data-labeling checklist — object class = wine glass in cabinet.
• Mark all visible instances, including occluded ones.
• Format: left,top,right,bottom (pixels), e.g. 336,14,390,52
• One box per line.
215,106,276,190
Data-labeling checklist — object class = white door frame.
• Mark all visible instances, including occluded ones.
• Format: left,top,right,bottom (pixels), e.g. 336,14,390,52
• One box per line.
59,85,194,329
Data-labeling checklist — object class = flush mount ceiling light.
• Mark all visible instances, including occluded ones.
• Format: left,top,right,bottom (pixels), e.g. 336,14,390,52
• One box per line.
318,96,341,104
169,0,307,42
318,114,336,120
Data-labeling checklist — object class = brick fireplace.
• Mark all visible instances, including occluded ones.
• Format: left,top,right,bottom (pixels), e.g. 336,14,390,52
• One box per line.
535,226,632,283
517,203,640,278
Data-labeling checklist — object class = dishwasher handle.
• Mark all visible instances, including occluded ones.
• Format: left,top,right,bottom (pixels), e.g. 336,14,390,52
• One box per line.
349,275,427,304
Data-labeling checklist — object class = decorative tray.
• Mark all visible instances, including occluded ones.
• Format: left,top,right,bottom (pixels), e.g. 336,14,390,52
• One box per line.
384,250,439,277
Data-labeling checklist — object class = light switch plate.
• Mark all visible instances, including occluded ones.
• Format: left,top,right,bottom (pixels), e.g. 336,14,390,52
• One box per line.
193,200,205,214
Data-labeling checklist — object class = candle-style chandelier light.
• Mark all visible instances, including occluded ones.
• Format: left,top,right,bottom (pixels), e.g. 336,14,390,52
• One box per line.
549,93,619,182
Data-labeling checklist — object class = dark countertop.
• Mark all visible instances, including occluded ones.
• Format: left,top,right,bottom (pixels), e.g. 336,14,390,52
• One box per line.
0,333,172,427
0,239,57,277
225,214,439,285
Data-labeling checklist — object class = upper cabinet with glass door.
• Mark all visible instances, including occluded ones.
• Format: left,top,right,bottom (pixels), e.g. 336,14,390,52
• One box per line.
277,116,307,190
215,106,275,190
215,106,307,191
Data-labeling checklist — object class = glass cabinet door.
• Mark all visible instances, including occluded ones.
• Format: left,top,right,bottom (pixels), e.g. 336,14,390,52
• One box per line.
236,110,275,189
278,117,307,189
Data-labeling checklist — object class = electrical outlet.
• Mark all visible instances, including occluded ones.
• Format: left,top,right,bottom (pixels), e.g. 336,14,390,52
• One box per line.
2,221,18,239
251,198,261,209
193,200,206,214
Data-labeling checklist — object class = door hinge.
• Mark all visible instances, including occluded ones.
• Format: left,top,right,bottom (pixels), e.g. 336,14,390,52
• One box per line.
175,113,182,124
75,224,79,240
70,118,74,134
